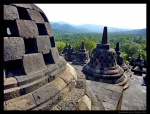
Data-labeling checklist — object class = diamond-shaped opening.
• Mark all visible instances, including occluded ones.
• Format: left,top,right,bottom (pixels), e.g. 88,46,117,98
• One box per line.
106,64,109,67
40,12,49,22
17,7,31,20
4,60,25,78
4,20,18,37
101,56,104,60
43,51,54,65
24,38,38,54
101,64,103,67
50,36,55,47
37,23,48,35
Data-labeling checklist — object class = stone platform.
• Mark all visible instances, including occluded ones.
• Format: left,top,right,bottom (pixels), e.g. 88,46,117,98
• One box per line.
68,62,146,111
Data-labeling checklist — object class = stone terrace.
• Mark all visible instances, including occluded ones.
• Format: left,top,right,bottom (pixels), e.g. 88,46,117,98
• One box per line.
68,62,146,111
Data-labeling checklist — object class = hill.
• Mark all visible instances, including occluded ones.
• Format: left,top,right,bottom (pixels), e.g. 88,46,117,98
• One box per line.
50,21,146,35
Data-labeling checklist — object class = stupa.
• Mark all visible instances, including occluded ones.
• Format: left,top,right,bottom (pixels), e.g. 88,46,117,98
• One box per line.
4,4,104,110
129,54,146,75
83,27,130,89
72,41,89,65
63,44,76,61
115,42,129,71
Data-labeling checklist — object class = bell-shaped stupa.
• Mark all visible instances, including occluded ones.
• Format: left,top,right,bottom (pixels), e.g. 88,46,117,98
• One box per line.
4,4,105,110
72,41,89,65
115,42,129,71
83,27,130,89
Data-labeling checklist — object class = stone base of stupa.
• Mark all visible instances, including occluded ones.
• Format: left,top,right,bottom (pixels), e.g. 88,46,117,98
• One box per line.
83,64,130,90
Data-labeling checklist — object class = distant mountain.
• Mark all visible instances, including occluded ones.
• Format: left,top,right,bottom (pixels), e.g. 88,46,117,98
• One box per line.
75,24,131,33
50,22,90,34
50,21,146,35
112,28,146,35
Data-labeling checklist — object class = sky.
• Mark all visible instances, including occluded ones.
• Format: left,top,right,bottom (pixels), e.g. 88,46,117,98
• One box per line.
35,4,146,29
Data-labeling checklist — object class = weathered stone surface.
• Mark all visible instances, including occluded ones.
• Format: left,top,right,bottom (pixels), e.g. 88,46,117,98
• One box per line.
32,93,62,110
16,20,38,39
4,37,25,61
60,69,73,84
4,77,18,89
43,64,59,76
51,47,60,63
15,72,45,86
76,79,86,89
53,78,67,91
11,4,33,9
20,76,48,94
32,82,59,105
23,53,46,75
78,95,91,110
4,93,37,110
111,91,121,101
4,87,20,101
44,22,53,37
36,36,51,54
106,84,123,93
4,5,19,20
27,9,44,23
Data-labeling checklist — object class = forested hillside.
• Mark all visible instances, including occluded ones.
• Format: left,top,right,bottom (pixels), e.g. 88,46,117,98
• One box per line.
54,33,146,64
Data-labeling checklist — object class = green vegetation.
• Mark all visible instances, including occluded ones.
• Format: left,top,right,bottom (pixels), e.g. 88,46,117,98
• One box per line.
54,33,146,63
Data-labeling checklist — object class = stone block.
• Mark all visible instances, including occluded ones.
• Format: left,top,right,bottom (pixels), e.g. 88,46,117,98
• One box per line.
15,72,45,86
107,84,123,93
49,68,62,79
23,53,46,75
4,77,18,89
4,87,20,101
4,5,19,20
60,70,73,84
4,93,37,110
111,91,121,101
32,93,62,110
44,22,53,37
78,95,91,110
32,82,59,105
43,64,59,76
27,9,44,23
50,47,60,63
11,4,33,9
4,37,25,61
75,79,86,89
16,20,38,39
20,76,48,94
36,36,51,54
53,77,67,91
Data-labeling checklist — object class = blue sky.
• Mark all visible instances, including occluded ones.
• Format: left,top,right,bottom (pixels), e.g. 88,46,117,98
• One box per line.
36,4,146,29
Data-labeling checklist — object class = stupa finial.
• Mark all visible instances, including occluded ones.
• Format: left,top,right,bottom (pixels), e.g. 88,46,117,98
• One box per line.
101,26,108,44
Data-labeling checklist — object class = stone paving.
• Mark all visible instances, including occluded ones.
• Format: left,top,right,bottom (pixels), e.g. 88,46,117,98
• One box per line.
68,62,147,111
121,74,146,110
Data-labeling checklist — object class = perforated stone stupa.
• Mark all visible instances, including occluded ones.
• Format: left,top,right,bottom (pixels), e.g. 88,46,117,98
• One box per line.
72,41,89,65
4,4,104,110
83,27,130,89
63,44,76,61
115,42,129,71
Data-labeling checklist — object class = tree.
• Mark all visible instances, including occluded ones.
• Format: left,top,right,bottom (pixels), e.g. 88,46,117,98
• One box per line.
56,41,66,52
